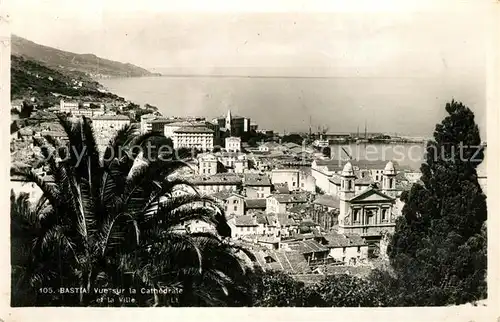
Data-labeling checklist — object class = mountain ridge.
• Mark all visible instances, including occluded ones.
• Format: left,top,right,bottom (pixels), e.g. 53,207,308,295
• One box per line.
11,35,160,78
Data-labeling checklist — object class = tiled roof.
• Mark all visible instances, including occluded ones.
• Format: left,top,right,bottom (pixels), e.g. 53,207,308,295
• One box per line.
269,193,308,204
255,214,268,224
243,173,272,186
323,231,367,247
174,126,214,134
287,240,329,254
313,194,340,208
299,219,317,227
93,115,130,120
189,173,242,185
257,236,279,243
314,159,348,167
273,183,290,194
211,190,235,201
354,176,374,185
245,198,267,209
234,215,257,226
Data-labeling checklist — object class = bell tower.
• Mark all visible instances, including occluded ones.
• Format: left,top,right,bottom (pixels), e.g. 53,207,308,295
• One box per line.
382,161,397,198
339,161,356,230
225,109,232,135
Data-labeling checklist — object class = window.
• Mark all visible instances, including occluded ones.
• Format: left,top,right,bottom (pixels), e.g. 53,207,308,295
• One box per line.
342,247,346,253
382,209,387,221
357,246,361,252
234,206,237,211
353,209,359,221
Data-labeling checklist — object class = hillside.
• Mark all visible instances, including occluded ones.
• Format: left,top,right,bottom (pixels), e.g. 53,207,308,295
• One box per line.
11,55,123,101
12,35,159,78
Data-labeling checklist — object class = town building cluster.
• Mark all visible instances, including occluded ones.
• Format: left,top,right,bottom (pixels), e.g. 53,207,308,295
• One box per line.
12,102,487,279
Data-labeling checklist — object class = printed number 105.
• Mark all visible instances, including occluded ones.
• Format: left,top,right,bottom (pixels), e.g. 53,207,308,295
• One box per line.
39,288,54,294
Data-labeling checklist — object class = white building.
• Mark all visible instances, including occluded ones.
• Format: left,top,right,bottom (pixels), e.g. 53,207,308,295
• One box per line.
198,153,218,175
270,168,316,192
172,126,214,151
59,99,79,113
225,136,241,152
140,113,159,133
91,115,131,154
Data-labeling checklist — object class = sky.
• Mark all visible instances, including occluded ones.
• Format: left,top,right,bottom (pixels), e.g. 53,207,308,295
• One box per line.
8,0,490,137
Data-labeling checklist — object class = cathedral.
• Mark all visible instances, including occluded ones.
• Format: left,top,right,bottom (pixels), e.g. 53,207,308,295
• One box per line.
337,161,399,256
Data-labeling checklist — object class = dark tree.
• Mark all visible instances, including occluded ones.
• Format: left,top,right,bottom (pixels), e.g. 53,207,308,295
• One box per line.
388,100,487,305
281,134,304,145
19,102,34,118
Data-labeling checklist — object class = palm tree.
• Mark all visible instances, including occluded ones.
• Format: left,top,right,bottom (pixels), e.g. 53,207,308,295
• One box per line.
11,115,253,306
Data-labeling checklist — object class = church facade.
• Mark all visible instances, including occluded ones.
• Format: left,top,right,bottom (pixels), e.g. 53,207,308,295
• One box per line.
336,161,400,257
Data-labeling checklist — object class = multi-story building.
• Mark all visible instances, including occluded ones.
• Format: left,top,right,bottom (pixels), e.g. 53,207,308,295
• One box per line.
172,126,214,151
242,173,272,198
140,113,160,133
225,136,241,152
189,173,242,195
91,115,131,154
59,99,79,113
217,152,248,173
265,193,308,214
197,153,218,175
214,110,250,137
151,118,176,135
228,215,259,238
311,159,345,193
270,168,316,192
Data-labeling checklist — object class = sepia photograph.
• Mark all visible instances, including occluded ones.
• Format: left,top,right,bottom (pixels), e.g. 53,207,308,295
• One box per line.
4,0,495,313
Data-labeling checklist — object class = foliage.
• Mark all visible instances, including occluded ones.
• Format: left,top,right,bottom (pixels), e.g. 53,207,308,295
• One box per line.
11,115,251,306
247,269,325,306
19,102,35,119
281,134,304,145
388,100,487,306
11,121,20,134
11,55,122,101
316,273,390,307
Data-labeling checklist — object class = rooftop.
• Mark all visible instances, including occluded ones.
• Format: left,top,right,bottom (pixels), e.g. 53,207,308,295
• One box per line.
243,173,272,186
354,175,375,185
322,231,367,247
276,213,297,227
210,190,235,201
286,240,329,254
269,193,308,204
234,215,258,227
313,194,341,208
174,126,214,134
245,198,267,209
189,173,242,185
92,115,130,121
273,183,290,194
